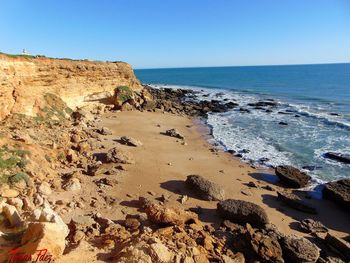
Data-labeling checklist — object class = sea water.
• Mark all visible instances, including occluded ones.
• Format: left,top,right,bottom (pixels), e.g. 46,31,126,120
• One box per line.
135,64,350,183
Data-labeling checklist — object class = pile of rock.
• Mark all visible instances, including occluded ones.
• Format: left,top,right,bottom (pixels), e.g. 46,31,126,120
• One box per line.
142,86,239,116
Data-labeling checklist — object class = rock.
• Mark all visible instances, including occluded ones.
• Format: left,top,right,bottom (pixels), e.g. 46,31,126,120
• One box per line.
277,191,317,214
66,148,78,163
248,101,278,107
121,102,134,111
241,189,252,196
246,224,284,263
149,242,174,262
38,182,52,196
302,165,322,171
324,152,350,164
116,238,174,263
125,217,141,231
11,132,34,144
263,185,275,191
323,179,350,209
179,195,188,204
163,128,184,139
117,242,152,263
2,204,23,226
247,181,258,188
19,222,68,261
1,188,19,198
99,127,112,135
239,107,251,113
325,233,350,260
279,121,288,125
222,254,245,263
119,136,143,147
144,202,199,226
22,197,35,211
106,146,135,164
299,219,328,234
7,197,24,210
73,230,85,243
63,178,81,191
71,214,95,229
217,199,269,228
275,165,311,188
114,86,135,109
186,175,225,201
33,193,44,206
281,235,320,263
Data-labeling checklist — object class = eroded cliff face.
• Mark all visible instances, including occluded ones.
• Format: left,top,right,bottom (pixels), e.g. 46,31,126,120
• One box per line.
0,54,144,120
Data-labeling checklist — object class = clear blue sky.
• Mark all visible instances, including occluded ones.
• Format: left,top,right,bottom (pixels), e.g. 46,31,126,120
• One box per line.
1,0,350,68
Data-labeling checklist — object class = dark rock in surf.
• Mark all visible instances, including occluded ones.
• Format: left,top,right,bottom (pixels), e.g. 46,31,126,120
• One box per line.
239,108,251,113
324,152,350,164
302,165,322,171
248,101,278,107
275,165,311,188
278,121,288,125
323,179,350,209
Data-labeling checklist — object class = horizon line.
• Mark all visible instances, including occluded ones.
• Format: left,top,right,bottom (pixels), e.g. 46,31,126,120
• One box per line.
135,61,350,70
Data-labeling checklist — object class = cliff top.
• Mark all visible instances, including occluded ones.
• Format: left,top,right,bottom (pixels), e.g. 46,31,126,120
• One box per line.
0,51,126,65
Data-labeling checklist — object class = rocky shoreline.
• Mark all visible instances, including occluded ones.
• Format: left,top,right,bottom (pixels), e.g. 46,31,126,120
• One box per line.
0,84,349,262
143,85,350,203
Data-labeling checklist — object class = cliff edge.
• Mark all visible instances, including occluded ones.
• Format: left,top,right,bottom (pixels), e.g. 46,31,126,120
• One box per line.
0,54,146,120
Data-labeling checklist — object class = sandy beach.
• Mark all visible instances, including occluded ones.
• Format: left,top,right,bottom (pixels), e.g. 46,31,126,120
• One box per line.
102,110,350,236
58,109,350,262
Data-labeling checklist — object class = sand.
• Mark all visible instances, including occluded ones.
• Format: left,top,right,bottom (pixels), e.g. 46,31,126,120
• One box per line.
102,111,350,236
60,110,350,262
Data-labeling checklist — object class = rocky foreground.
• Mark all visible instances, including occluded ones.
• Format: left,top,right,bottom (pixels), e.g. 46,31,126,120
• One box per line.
0,84,348,262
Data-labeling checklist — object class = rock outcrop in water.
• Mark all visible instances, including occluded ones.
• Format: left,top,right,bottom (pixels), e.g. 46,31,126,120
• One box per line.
324,152,350,164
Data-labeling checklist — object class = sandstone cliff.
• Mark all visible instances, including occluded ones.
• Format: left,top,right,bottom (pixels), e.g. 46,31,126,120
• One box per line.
0,54,144,120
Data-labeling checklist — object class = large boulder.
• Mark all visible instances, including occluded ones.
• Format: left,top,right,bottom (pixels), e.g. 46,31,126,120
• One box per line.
275,165,311,188
277,191,317,214
217,199,269,228
106,147,135,164
144,202,199,226
323,179,350,209
16,206,69,261
186,175,225,201
114,86,135,109
246,224,284,263
325,233,350,261
18,222,68,261
299,219,328,234
281,235,320,263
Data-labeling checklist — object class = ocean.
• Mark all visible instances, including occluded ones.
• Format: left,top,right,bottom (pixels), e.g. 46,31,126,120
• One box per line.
135,64,350,183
